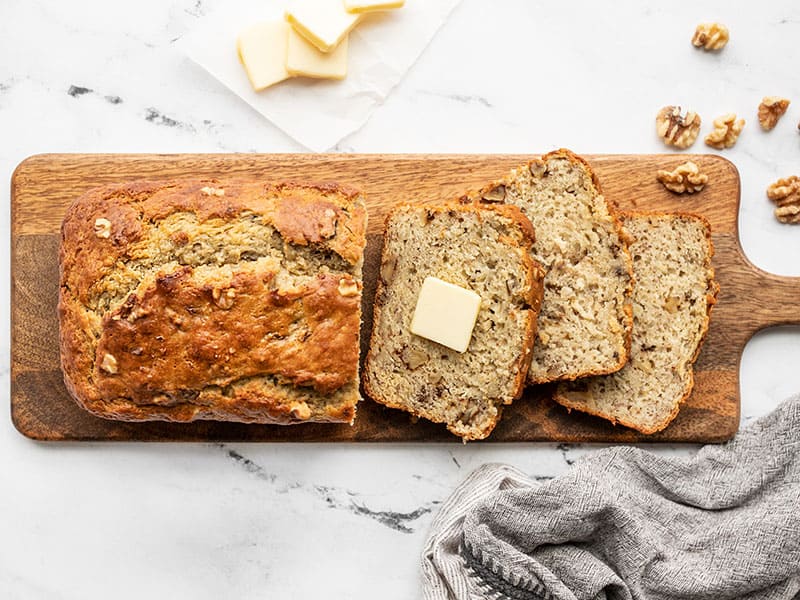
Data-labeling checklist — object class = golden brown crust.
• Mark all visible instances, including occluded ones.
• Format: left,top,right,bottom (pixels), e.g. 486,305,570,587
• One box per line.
362,201,545,440
59,179,366,424
553,211,719,434
497,205,546,409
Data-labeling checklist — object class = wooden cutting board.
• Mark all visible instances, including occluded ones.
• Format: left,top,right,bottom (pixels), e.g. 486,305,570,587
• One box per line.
11,153,800,443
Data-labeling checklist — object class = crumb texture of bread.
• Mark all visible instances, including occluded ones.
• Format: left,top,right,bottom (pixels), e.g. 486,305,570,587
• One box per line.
58,180,367,424
363,203,545,441
470,149,633,383
554,213,719,434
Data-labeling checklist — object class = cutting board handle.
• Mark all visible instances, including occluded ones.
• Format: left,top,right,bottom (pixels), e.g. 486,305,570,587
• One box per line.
735,250,800,333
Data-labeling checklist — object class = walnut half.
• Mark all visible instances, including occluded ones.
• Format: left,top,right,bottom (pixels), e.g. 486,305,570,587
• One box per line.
766,176,800,224
200,186,225,196
692,23,729,51
100,353,118,374
481,184,507,203
337,278,360,297
705,113,745,149
656,161,709,194
758,97,791,131
94,218,112,239
401,346,429,370
656,106,701,149
212,286,236,309
290,402,312,420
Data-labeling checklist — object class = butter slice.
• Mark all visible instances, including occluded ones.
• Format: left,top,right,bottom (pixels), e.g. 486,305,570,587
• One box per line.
286,27,348,79
237,20,290,91
285,0,361,53
344,0,405,13
410,277,481,353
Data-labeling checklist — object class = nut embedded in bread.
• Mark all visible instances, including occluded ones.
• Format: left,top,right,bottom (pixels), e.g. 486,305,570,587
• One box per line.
58,179,367,424
363,203,545,441
466,149,634,384
554,213,719,434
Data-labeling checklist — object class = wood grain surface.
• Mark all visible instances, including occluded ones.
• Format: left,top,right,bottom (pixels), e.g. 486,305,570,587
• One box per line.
11,153,800,443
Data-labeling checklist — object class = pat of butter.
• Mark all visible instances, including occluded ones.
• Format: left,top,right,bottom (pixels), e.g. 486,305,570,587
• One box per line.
286,27,348,79
410,277,481,353
344,0,405,13
236,20,291,91
285,0,361,53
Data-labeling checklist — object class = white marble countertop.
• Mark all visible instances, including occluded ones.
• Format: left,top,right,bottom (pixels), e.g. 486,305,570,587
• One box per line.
1,0,799,597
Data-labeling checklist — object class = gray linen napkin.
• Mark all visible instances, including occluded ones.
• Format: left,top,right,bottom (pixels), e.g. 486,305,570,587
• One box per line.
422,395,800,600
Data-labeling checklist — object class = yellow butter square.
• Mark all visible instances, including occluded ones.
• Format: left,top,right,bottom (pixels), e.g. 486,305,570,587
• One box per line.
285,0,361,53
236,20,291,91
410,277,481,353
344,0,405,13
286,27,348,79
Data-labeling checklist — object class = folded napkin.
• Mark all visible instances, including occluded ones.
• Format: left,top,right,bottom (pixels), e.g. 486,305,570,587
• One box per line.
422,395,800,600
178,0,462,151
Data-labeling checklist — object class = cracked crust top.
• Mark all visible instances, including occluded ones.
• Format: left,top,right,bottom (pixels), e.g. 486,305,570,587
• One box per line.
58,179,366,424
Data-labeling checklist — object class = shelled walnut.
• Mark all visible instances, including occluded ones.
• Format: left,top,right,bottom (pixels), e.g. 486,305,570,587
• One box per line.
337,278,359,297
100,353,118,374
481,185,506,203
656,161,709,194
692,23,729,50
93,217,112,238
705,113,745,149
401,346,429,370
766,176,800,224
656,106,701,149
758,97,791,131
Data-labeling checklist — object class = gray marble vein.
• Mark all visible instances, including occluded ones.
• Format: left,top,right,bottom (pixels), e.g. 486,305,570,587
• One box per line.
67,85,93,97
184,0,207,18
220,444,439,533
557,443,577,466
144,107,195,131
419,90,493,108
224,447,278,484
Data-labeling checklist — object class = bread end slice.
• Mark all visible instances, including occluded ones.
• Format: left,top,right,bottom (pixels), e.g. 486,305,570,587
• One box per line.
363,202,545,440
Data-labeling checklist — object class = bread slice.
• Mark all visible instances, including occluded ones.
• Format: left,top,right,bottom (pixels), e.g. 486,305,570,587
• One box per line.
465,149,634,384
59,180,367,425
554,213,719,434
363,203,546,440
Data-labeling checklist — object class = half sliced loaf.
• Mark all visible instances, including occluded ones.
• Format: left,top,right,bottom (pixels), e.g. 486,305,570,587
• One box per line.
554,213,719,434
466,149,634,384
363,203,545,440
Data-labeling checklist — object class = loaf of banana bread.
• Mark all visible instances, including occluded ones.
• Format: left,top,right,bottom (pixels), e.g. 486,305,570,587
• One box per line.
58,179,367,424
